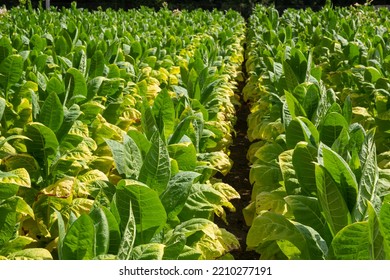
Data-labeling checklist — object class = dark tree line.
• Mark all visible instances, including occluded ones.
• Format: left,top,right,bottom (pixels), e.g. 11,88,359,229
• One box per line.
2,0,390,14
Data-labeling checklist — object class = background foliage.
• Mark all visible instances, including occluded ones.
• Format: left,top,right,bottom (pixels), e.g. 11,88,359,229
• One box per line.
3,0,390,15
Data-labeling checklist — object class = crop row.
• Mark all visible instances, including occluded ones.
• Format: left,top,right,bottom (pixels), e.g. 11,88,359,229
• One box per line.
0,5,245,260
244,4,390,259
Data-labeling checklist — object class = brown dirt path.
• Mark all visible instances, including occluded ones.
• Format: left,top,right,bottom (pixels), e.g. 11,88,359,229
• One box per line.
216,100,259,260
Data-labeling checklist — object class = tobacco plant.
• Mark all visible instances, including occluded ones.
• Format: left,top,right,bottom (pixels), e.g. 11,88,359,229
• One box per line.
244,4,390,260
0,5,245,260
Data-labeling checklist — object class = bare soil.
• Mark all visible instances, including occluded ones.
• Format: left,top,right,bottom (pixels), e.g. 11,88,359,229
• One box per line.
214,100,260,260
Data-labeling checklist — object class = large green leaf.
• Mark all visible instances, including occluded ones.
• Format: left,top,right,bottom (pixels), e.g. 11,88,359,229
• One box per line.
318,143,358,211
315,164,351,236
289,48,308,83
65,68,87,105
130,41,143,61
367,203,385,259
332,221,371,260
181,180,235,223
255,240,287,260
342,95,352,125
39,92,64,133
7,248,53,260
160,171,200,220
115,180,167,245
86,77,105,100
162,233,186,260
173,218,214,238
168,115,197,145
379,203,390,258
89,50,105,78
152,89,175,140
54,209,65,260
79,100,104,124
0,236,35,256
55,36,70,56
168,141,197,171
302,83,320,120
0,198,19,247
247,212,326,259
98,78,124,97
106,134,143,179
0,97,5,121
57,104,82,143
283,61,299,92
138,132,171,194
364,66,382,83
25,122,59,175
282,100,293,129
278,149,300,195
127,130,151,159
0,54,23,92
131,243,165,260
178,183,226,221
33,192,71,238
353,130,379,221
0,135,31,150
74,48,87,76
332,203,384,260
0,169,31,200
47,76,66,97
331,127,349,158
178,245,202,260
141,100,158,141
62,214,95,260
101,206,121,255
250,161,282,195
117,202,136,260
320,112,348,147
286,117,318,149
285,195,332,244
89,207,110,257
292,142,317,195
254,142,284,163
187,68,200,100
344,42,360,63
254,191,286,216
194,227,239,260
285,91,307,119
172,217,237,259
197,151,232,176
0,37,13,65
294,222,328,259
